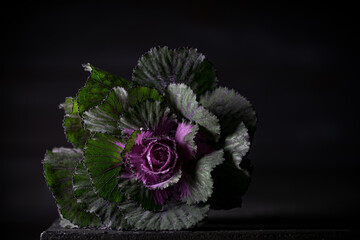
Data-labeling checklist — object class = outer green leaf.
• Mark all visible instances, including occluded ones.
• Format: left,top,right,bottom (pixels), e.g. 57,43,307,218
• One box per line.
83,87,162,134
83,133,125,202
60,98,90,149
119,201,209,230
118,100,170,131
63,117,90,149
166,83,220,139
224,122,250,169
181,150,224,204
200,87,257,139
133,46,218,95
77,63,130,116
43,148,101,227
73,161,130,230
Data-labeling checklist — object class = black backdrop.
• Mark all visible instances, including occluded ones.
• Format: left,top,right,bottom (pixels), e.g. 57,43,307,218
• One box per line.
1,2,358,239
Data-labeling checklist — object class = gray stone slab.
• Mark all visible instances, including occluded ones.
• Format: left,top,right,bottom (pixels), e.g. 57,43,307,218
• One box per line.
40,219,359,240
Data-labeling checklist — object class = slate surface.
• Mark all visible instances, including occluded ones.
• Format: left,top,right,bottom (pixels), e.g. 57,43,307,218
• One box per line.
40,219,359,240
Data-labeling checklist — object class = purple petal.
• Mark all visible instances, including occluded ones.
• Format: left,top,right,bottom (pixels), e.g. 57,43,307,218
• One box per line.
106,138,125,150
123,128,134,136
175,122,193,143
145,169,182,190
135,131,153,145
175,122,195,161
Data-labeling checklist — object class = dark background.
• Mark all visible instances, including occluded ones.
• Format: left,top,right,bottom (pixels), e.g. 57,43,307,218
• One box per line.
1,1,358,239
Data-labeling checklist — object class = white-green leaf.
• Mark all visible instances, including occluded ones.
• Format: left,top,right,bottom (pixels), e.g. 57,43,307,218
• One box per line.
83,87,128,135
224,122,250,169
181,150,225,204
166,83,220,139
133,46,218,95
119,201,209,230
118,100,170,132
83,86,163,134
200,87,257,138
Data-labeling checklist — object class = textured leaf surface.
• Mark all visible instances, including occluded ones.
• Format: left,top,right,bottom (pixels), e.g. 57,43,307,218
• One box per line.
60,97,90,149
83,87,128,134
73,161,129,230
118,100,170,132
133,46,218,95
119,201,209,230
166,84,220,139
43,148,101,227
200,87,257,139
63,117,90,149
224,122,250,169
77,63,129,116
84,133,125,202
127,87,162,106
175,122,199,160
181,150,224,204
118,177,161,211
200,88,255,209
83,87,162,134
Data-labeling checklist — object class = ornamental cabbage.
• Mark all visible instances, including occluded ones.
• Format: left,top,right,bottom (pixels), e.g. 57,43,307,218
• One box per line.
43,46,257,230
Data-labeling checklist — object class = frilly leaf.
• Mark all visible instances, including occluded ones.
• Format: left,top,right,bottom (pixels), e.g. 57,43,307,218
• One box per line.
119,200,209,230
118,100,171,132
166,83,220,140
175,121,199,160
133,46,218,95
83,86,163,135
83,87,128,135
224,122,250,169
127,86,162,106
118,177,162,211
60,97,90,149
77,63,130,116
200,88,255,209
83,133,125,203
200,87,257,139
73,161,130,230
43,148,101,227
180,150,225,204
